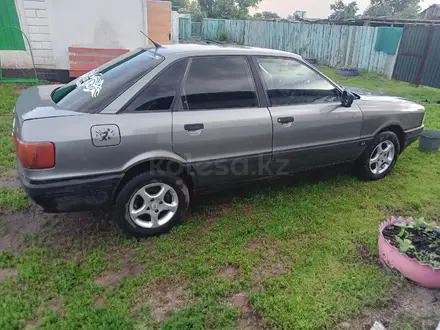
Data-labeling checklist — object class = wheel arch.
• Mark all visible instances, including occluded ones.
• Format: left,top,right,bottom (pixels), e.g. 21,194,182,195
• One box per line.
113,154,197,202
377,124,404,150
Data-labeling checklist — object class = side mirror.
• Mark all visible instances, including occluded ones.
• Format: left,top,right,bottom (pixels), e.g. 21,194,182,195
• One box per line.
341,90,354,108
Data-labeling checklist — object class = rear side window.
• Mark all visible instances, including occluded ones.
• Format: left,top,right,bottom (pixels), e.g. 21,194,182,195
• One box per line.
52,48,164,113
125,59,188,112
181,56,258,110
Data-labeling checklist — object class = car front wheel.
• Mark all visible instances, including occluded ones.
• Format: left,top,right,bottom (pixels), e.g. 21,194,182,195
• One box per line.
356,131,401,180
113,171,190,237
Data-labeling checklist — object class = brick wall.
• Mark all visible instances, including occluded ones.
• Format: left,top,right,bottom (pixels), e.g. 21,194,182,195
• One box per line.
23,0,54,68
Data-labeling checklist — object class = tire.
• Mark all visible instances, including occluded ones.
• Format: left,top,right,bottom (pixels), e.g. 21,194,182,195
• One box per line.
356,131,401,181
113,171,190,237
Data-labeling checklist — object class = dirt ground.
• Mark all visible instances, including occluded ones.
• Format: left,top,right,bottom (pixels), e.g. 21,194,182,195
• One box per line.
336,282,440,330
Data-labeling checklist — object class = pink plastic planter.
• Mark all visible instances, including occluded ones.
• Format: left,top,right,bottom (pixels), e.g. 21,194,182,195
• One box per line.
378,217,440,289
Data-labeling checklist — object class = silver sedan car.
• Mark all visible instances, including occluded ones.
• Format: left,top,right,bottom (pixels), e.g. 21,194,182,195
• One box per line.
13,44,425,237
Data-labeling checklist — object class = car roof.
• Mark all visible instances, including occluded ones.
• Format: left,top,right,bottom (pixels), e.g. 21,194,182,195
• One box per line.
155,43,302,59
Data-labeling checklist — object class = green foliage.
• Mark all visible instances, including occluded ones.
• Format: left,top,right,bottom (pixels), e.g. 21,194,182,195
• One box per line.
216,30,228,42
198,0,261,19
329,0,359,20
261,11,280,19
395,236,415,253
170,0,189,10
2,70,440,328
0,188,29,210
363,0,421,18
182,0,207,21
393,218,440,267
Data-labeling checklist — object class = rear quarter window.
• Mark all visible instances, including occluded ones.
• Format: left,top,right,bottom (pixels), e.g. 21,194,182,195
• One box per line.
52,48,164,113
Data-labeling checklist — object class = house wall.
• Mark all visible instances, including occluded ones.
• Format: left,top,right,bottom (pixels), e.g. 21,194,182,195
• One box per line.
49,0,147,70
172,11,180,43
1,0,148,71
0,0,54,69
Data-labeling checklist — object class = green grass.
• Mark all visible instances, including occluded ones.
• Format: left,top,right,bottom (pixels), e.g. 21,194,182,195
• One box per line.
0,187,29,210
1,72,440,329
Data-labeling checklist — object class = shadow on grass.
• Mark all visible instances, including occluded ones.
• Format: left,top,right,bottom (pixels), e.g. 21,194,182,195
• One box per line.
1,164,356,252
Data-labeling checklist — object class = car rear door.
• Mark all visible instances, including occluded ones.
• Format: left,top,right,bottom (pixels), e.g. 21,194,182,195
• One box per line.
172,56,273,189
254,56,364,174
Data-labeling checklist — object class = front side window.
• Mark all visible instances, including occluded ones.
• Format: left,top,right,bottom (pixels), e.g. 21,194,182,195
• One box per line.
52,48,165,113
181,56,258,110
256,57,338,107
126,59,188,112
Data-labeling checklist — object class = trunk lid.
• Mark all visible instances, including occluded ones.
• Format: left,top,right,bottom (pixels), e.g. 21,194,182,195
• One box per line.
14,85,83,125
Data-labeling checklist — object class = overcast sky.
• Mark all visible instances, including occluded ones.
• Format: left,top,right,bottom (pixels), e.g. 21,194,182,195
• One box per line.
253,0,437,19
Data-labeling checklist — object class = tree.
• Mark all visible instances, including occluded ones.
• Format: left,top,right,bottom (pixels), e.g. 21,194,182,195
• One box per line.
329,0,359,20
171,0,189,10
261,11,280,19
198,0,262,19
252,12,264,19
363,0,421,18
183,0,207,21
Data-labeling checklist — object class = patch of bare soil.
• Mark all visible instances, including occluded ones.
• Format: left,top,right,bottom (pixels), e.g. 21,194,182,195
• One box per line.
336,282,440,330
134,280,187,322
0,204,120,252
95,296,107,306
247,239,263,250
15,87,27,95
219,263,240,278
188,202,255,223
355,242,380,266
226,293,263,329
0,268,18,283
93,251,145,288
0,169,19,188
251,244,291,285
378,205,411,218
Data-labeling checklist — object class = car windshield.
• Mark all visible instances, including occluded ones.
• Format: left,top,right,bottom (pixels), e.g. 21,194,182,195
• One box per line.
52,48,165,113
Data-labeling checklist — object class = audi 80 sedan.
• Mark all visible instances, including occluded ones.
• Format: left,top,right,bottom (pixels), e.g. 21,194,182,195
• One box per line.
13,44,425,237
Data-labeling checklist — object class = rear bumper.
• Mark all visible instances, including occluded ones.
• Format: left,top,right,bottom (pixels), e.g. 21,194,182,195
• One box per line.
19,168,123,213
403,125,424,150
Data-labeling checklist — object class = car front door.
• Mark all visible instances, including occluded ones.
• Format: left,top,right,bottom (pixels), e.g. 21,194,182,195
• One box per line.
254,56,363,174
172,56,273,189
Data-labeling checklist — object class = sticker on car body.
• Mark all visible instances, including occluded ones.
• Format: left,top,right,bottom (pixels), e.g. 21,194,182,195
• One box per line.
90,124,121,147
76,69,104,98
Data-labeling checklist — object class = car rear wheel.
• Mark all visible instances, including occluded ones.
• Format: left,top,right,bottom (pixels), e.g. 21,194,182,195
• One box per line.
113,171,190,237
356,131,401,180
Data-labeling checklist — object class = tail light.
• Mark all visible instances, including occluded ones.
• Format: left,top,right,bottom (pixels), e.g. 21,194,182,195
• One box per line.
13,133,55,169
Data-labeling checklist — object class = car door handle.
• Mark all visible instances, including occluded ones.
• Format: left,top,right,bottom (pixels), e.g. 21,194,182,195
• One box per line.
184,123,204,131
277,117,294,124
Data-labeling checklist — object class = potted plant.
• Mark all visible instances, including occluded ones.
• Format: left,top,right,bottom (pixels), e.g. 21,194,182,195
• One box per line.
378,217,440,288
338,66,359,76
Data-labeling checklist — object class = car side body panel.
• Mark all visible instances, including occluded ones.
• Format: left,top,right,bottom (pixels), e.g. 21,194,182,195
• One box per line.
354,95,425,139
19,112,176,182
268,101,364,173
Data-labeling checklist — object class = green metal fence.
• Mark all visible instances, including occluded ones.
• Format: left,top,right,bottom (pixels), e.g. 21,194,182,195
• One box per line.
202,18,226,40
191,22,202,39
179,16,191,40
178,18,399,76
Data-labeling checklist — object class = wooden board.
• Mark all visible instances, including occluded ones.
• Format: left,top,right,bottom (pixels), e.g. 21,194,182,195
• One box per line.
68,47,129,77
147,1,172,45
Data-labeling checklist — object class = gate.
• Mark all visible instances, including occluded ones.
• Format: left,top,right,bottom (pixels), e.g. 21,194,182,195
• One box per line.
393,25,440,88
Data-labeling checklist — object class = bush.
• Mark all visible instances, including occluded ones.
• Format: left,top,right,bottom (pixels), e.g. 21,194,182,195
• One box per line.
217,30,228,42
